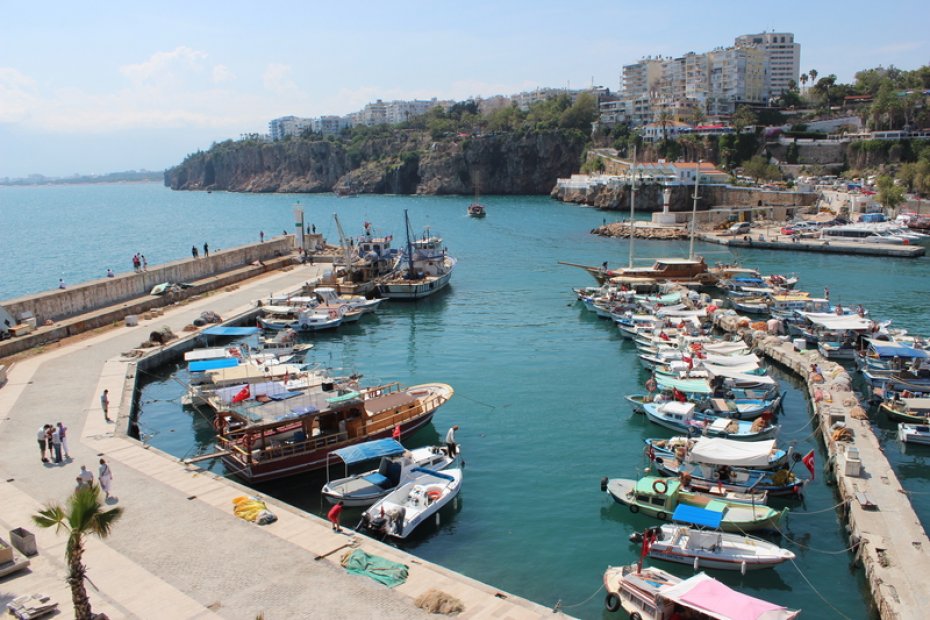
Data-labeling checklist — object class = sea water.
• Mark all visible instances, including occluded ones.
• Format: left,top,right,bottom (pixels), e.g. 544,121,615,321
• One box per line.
7,183,927,618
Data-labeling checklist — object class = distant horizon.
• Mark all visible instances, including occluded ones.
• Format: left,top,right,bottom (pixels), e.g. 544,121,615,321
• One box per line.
2,1,927,178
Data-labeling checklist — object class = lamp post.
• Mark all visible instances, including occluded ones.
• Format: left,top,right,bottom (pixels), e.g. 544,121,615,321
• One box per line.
629,145,637,268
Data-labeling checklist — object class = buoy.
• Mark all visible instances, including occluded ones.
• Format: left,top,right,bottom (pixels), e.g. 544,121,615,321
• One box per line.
693,556,700,571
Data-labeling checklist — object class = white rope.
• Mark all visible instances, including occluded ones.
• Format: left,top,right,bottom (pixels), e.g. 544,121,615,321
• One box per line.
790,558,854,619
553,583,604,612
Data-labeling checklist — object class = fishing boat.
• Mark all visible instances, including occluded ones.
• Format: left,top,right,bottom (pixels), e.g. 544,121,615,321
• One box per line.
898,423,930,445
560,257,717,287
602,563,800,618
257,305,343,332
322,439,456,507
316,216,401,296
360,467,463,539
603,477,786,532
378,210,456,300
645,436,789,471
632,523,795,572
214,381,454,483
467,203,486,218
647,437,807,497
880,397,930,423
642,401,779,440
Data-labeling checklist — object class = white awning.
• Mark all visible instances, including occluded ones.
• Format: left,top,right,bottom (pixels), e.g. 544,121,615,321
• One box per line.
799,312,873,331
701,361,762,376
705,365,776,385
703,353,760,366
689,438,777,467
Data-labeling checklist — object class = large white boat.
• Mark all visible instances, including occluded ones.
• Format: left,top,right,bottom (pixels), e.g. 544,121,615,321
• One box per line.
633,524,795,572
820,224,909,244
360,467,463,538
378,210,456,300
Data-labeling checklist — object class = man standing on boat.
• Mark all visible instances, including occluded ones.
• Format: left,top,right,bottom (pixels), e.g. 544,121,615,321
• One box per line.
445,425,459,457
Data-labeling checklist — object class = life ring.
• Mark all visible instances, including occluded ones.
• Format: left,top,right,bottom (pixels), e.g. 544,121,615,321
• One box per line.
628,504,639,514
652,479,668,494
338,304,349,317
328,309,338,319
604,592,622,613
426,489,442,502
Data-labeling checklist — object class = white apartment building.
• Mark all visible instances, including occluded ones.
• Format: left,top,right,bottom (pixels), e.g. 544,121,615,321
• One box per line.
313,116,350,136
269,116,314,141
734,32,801,98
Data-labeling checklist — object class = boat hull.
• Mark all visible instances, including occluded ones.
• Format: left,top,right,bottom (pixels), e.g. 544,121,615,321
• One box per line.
379,269,454,300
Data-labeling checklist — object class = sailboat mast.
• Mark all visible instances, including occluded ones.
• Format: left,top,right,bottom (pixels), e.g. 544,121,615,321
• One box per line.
333,213,354,277
403,209,415,277
628,145,637,269
689,160,701,260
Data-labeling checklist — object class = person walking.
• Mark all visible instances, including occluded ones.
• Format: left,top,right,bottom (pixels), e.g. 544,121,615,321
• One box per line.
445,425,459,457
141,254,147,271
260,230,264,243
132,254,140,272
98,458,113,499
327,500,344,532
37,424,50,463
50,424,63,464
78,465,94,488
57,422,70,459
101,389,111,422
203,242,209,257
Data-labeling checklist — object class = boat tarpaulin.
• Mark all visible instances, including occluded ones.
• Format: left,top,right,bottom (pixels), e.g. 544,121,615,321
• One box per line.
700,361,761,376
289,405,320,416
659,572,798,620
657,376,712,395
340,549,408,588
184,347,233,362
701,342,748,355
188,358,239,372
689,438,776,467
704,365,775,386
201,326,261,337
870,344,930,359
332,439,405,465
326,390,360,404
671,505,723,529
703,353,760,366
411,467,455,481
798,312,873,331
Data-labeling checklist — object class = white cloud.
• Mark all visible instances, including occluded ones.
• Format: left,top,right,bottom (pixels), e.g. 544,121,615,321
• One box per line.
120,46,209,85
263,63,297,94
0,68,39,123
212,64,235,84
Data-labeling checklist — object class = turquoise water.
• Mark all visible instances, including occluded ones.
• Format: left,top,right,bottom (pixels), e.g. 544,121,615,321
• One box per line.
9,184,929,618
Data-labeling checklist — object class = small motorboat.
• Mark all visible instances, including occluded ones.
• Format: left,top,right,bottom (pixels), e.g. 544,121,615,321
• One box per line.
467,202,486,217
898,423,930,445
322,440,456,507
632,524,795,572
361,467,462,539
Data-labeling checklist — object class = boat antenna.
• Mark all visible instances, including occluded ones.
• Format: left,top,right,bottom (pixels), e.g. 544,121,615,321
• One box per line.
689,160,701,260
629,144,637,268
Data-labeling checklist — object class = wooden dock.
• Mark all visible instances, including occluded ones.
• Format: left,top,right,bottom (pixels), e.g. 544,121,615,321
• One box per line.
714,313,930,620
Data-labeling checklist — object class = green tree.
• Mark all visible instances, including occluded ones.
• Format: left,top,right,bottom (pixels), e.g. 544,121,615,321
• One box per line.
877,175,906,213
731,106,757,134
741,155,782,182
33,487,124,620
558,92,598,132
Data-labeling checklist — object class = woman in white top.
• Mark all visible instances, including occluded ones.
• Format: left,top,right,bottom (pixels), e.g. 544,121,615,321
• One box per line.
98,458,113,499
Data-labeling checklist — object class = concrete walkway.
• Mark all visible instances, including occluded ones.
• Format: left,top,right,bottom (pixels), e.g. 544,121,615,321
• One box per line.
0,263,555,619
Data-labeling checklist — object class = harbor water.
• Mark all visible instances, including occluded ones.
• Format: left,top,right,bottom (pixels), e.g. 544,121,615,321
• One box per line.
5,183,929,618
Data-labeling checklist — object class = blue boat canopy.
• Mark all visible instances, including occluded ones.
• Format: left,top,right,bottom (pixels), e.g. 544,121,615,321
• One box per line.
411,467,455,481
202,326,261,337
332,439,406,465
188,358,239,372
871,344,929,359
671,504,724,528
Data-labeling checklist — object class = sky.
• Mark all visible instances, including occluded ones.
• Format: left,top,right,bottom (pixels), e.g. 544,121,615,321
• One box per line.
1,1,928,178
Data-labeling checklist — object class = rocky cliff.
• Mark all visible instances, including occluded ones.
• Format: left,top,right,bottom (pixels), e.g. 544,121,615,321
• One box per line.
165,130,587,195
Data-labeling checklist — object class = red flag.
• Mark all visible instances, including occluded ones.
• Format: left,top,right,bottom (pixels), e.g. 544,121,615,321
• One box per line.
231,385,250,404
673,388,687,403
802,450,815,480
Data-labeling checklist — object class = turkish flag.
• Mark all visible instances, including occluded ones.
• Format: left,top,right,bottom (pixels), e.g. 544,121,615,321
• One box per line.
231,385,250,404
802,450,815,480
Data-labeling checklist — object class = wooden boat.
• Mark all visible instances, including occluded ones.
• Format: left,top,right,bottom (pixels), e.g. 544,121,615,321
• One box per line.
645,436,789,471
361,467,463,538
633,524,795,572
898,423,930,445
214,381,454,483
378,210,456,300
881,397,930,423
316,216,400,296
322,440,456,507
603,476,786,532
602,563,799,617
642,401,780,441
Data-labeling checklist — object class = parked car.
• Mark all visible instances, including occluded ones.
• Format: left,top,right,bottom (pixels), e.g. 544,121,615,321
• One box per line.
727,222,752,235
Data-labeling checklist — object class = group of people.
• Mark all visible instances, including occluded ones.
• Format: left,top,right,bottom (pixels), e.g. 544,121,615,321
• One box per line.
37,422,69,464
192,242,210,258
132,253,147,272
75,459,114,499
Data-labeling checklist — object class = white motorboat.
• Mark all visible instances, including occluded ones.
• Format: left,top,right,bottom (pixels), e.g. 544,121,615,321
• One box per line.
898,423,930,445
322,440,456,507
361,467,462,539
258,305,343,331
634,524,795,572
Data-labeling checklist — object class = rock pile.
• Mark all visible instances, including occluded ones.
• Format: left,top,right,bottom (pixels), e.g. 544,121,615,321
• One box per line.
592,223,688,240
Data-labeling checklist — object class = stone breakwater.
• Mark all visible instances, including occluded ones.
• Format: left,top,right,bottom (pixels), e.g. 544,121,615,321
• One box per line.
714,312,930,620
592,223,688,240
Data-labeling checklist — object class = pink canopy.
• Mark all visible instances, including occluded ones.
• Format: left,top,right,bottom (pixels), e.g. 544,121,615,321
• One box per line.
660,573,799,620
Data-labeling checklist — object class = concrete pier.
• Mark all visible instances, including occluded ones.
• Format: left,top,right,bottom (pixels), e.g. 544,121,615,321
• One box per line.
714,313,930,620
699,229,926,258
0,263,556,619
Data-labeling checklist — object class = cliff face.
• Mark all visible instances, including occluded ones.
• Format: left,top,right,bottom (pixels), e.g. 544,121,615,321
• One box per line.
165,130,587,195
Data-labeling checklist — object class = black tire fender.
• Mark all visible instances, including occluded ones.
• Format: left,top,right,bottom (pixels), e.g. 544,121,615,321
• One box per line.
605,592,621,613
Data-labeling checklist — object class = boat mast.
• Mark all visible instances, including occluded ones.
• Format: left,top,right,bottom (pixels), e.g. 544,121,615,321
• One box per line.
689,160,701,260
333,213,353,278
628,144,637,269
403,209,415,278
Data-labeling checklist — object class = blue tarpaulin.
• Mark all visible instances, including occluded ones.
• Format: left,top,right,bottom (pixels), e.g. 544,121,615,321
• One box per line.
289,405,320,416
872,344,929,359
411,467,455,481
202,326,261,337
267,391,302,401
671,504,724,528
332,439,406,465
188,358,239,372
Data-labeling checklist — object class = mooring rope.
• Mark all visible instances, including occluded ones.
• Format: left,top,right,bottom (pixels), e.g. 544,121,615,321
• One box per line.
789,558,854,619
552,583,604,612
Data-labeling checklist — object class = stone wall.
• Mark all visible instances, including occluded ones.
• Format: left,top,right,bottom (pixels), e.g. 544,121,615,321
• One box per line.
2,237,293,326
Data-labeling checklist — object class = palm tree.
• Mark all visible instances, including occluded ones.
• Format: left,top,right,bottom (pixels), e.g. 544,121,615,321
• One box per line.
799,73,809,92
808,69,818,86
33,486,124,620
